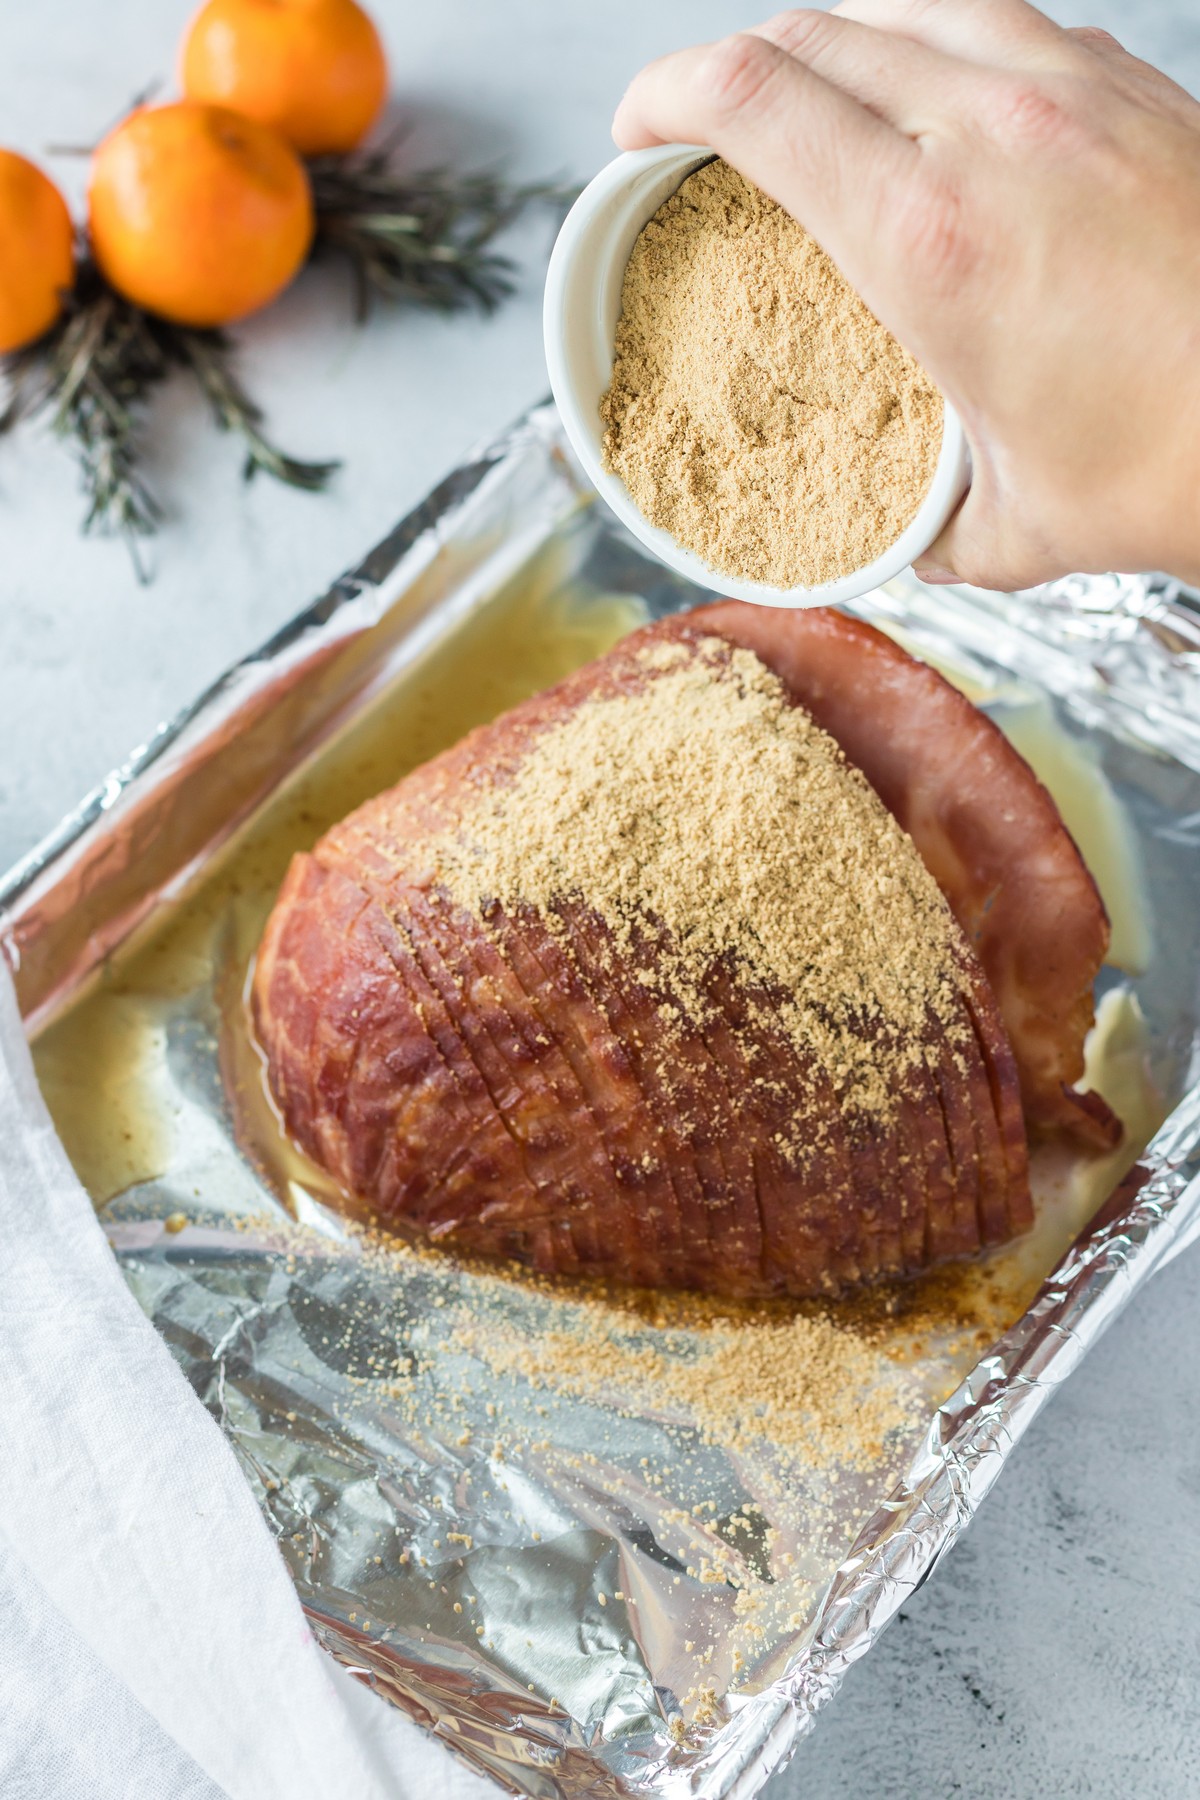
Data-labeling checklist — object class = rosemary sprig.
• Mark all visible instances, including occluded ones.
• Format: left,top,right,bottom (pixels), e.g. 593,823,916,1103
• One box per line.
179,331,340,490
0,144,571,575
0,256,338,576
2,264,167,573
309,144,575,322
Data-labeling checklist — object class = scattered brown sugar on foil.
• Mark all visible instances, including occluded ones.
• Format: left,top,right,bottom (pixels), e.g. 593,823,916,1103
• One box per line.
453,1284,918,1476
263,1213,1020,1729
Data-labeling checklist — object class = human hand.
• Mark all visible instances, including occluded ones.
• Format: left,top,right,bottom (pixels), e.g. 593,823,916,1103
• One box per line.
613,1,1200,590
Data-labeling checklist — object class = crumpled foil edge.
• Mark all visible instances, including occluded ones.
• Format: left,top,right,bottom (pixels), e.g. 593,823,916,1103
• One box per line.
667,1099,1200,1799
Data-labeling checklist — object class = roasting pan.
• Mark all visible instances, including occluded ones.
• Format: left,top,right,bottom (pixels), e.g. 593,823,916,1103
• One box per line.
4,401,1200,1800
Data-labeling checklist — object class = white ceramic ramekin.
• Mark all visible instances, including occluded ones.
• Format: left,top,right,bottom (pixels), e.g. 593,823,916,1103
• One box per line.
544,144,970,609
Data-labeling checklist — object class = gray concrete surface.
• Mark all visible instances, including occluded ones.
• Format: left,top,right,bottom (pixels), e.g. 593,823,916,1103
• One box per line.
2,2,1198,1795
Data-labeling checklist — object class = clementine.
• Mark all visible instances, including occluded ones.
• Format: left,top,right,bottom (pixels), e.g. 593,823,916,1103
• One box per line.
88,102,313,328
0,151,75,354
180,0,388,157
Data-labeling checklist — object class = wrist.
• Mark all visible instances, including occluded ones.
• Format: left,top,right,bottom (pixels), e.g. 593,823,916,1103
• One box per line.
1136,353,1200,585
1086,421,1200,587
1158,464,1200,588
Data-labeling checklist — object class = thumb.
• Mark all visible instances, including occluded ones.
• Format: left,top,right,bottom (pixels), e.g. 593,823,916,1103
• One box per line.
913,460,1065,592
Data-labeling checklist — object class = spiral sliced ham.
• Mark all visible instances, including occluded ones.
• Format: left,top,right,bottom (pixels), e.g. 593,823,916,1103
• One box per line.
253,605,1115,1300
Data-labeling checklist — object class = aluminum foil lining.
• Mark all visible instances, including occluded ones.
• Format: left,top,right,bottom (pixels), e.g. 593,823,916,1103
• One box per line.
3,402,1200,1800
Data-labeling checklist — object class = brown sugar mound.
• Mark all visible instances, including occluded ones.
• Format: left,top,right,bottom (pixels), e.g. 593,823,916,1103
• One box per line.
600,159,942,588
434,635,967,1124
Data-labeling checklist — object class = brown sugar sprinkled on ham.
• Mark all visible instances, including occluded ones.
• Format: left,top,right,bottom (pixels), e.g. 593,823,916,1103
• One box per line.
422,634,975,1128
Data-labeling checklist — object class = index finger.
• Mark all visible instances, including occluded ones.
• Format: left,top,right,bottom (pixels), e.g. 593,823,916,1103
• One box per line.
831,0,1073,69
612,31,916,253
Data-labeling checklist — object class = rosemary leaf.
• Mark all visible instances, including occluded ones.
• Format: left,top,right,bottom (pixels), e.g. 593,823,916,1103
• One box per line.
177,331,341,491
1,256,338,575
308,147,575,323
1,263,167,572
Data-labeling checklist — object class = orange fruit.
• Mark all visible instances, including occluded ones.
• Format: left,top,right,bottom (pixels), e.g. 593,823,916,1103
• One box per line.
88,102,313,328
0,151,75,354
180,0,388,157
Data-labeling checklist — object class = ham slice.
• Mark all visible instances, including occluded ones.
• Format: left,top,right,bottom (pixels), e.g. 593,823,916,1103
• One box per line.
253,604,1113,1299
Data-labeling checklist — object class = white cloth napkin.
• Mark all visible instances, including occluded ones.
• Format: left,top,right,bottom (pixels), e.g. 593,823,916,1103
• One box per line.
0,966,497,1800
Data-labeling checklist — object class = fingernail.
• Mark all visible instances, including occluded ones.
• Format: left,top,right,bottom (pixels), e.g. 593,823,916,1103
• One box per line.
913,563,958,585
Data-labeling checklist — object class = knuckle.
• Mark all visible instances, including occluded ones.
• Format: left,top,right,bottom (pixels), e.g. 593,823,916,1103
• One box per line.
889,177,976,289
759,9,838,60
872,0,951,25
697,32,784,120
986,76,1081,150
1068,24,1122,50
